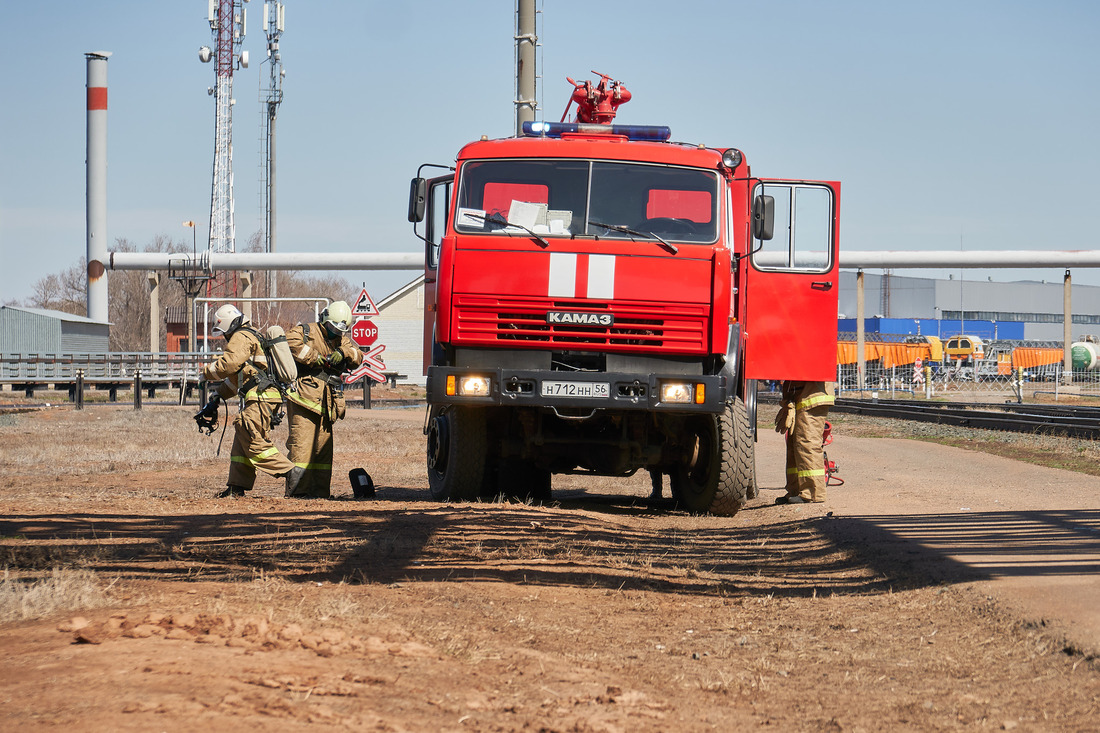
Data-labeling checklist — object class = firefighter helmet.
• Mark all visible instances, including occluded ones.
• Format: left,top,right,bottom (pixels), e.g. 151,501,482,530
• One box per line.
212,304,247,336
321,300,352,338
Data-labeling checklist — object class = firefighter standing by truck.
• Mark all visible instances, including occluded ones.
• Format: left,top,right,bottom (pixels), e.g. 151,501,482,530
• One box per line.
774,380,835,504
284,301,363,498
197,304,305,498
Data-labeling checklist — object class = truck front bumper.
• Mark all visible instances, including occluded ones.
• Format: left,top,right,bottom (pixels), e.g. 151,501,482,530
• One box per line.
426,366,730,414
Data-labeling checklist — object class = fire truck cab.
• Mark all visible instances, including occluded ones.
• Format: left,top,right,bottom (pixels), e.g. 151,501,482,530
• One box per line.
409,75,839,516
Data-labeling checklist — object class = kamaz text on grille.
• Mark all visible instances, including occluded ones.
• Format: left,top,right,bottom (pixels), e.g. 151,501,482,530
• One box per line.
546,311,614,326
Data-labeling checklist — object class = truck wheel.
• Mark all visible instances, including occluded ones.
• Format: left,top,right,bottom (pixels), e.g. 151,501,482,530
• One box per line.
732,397,758,503
426,407,486,501
671,398,754,516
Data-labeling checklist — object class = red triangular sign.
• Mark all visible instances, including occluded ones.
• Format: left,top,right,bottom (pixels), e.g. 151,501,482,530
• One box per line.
352,288,379,316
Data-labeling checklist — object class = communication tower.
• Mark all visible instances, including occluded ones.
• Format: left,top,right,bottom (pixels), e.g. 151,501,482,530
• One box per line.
259,1,286,297
199,0,250,298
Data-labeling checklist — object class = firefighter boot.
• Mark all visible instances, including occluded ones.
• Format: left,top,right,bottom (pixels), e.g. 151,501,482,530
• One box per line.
284,466,307,498
217,485,249,499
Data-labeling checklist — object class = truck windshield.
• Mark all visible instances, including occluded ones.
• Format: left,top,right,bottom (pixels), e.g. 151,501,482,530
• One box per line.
454,159,718,244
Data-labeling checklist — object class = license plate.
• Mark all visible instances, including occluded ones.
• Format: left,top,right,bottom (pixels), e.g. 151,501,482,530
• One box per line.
540,380,610,398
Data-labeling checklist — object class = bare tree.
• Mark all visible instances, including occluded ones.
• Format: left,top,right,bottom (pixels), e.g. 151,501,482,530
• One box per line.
107,236,192,351
23,236,191,352
26,259,86,315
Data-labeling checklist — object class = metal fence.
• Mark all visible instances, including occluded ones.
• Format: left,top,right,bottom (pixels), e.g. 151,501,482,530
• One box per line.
0,353,205,382
0,353,404,410
836,362,1100,402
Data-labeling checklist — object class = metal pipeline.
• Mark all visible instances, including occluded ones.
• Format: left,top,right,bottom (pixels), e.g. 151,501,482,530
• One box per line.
107,251,421,271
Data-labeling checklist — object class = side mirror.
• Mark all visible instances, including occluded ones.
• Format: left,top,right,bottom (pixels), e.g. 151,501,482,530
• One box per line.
408,177,427,223
752,194,774,241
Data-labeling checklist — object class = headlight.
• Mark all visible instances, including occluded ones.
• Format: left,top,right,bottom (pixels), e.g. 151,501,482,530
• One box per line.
458,376,491,396
659,381,706,404
660,382,693,404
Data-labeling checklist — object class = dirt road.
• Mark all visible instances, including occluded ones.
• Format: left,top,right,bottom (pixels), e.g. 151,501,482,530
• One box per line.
1,405,1097,731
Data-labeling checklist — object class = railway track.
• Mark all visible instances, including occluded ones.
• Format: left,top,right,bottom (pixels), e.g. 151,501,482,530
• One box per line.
828,397,1100,440
758,390,1100,439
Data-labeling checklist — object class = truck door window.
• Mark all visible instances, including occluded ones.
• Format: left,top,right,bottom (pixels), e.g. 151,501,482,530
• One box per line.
426,179,451,270
750,183,833,272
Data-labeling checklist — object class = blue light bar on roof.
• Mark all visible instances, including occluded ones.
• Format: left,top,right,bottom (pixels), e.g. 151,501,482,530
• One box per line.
522,120,672,142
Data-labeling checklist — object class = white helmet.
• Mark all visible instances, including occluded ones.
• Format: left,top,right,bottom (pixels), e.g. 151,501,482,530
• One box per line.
321,300,352,338
212,304,247,336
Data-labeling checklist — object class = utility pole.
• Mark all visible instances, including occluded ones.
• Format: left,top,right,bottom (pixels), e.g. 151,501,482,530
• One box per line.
514,0,539,136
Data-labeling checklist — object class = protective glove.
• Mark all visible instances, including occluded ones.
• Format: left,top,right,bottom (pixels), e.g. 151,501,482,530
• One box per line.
325,350,344,369
774,402,796,433
194,394,221,434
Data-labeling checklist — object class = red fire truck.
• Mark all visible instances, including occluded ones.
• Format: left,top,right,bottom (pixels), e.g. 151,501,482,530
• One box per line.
409,74,839,515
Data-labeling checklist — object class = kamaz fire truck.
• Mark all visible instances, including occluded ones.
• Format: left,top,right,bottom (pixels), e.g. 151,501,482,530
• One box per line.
409,74,839,516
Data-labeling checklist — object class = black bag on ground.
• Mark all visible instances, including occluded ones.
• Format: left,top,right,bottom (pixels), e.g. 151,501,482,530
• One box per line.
349,468,375,499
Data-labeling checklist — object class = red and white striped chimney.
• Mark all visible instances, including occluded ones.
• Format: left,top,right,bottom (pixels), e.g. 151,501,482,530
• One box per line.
85,51,111,323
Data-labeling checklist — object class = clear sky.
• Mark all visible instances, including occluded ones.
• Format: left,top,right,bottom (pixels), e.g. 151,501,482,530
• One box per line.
2,0,1098,306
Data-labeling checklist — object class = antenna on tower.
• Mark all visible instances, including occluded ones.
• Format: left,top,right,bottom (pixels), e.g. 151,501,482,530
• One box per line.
259,1,286,301
200,0,250,300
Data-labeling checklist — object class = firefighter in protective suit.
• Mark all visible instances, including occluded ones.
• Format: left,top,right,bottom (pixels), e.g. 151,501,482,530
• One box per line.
284,301,363,498
774,380,835,504
200,304,305,498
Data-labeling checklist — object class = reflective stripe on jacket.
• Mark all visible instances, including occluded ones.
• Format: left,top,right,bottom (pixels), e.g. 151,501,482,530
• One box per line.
782,381,836,412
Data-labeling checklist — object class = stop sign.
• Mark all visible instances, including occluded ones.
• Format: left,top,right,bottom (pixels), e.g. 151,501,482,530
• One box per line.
351,318,378,347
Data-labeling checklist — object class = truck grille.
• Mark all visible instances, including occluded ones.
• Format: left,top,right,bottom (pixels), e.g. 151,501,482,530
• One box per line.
452,297,709,353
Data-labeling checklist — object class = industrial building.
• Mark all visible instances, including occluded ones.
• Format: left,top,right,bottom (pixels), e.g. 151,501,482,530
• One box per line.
838,271,1100,341
0,306,110,355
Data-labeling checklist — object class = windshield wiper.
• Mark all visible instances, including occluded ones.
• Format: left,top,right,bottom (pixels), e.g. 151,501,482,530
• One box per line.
588,220,678,254
468,211,549,248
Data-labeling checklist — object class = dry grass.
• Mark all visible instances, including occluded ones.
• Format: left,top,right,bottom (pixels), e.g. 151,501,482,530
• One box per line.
201,571,373,628
0,568,115,623
2,406,214,476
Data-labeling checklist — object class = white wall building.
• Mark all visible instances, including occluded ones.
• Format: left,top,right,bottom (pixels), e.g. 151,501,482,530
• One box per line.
375,276,426,386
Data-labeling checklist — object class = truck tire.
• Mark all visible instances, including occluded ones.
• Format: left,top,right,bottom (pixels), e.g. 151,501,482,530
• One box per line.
671,398,754,516
731,396,758,504
426,406,486,501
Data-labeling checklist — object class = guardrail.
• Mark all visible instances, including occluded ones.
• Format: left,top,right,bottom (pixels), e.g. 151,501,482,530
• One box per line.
1,353,207,406
0,352,206,381
0,354,417,411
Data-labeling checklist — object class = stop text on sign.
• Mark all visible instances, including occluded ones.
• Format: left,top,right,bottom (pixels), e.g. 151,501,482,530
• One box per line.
351,319,378,347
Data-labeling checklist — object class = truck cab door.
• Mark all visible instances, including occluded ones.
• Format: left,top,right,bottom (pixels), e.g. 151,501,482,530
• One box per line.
421,174,453,374
743,180,839,382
